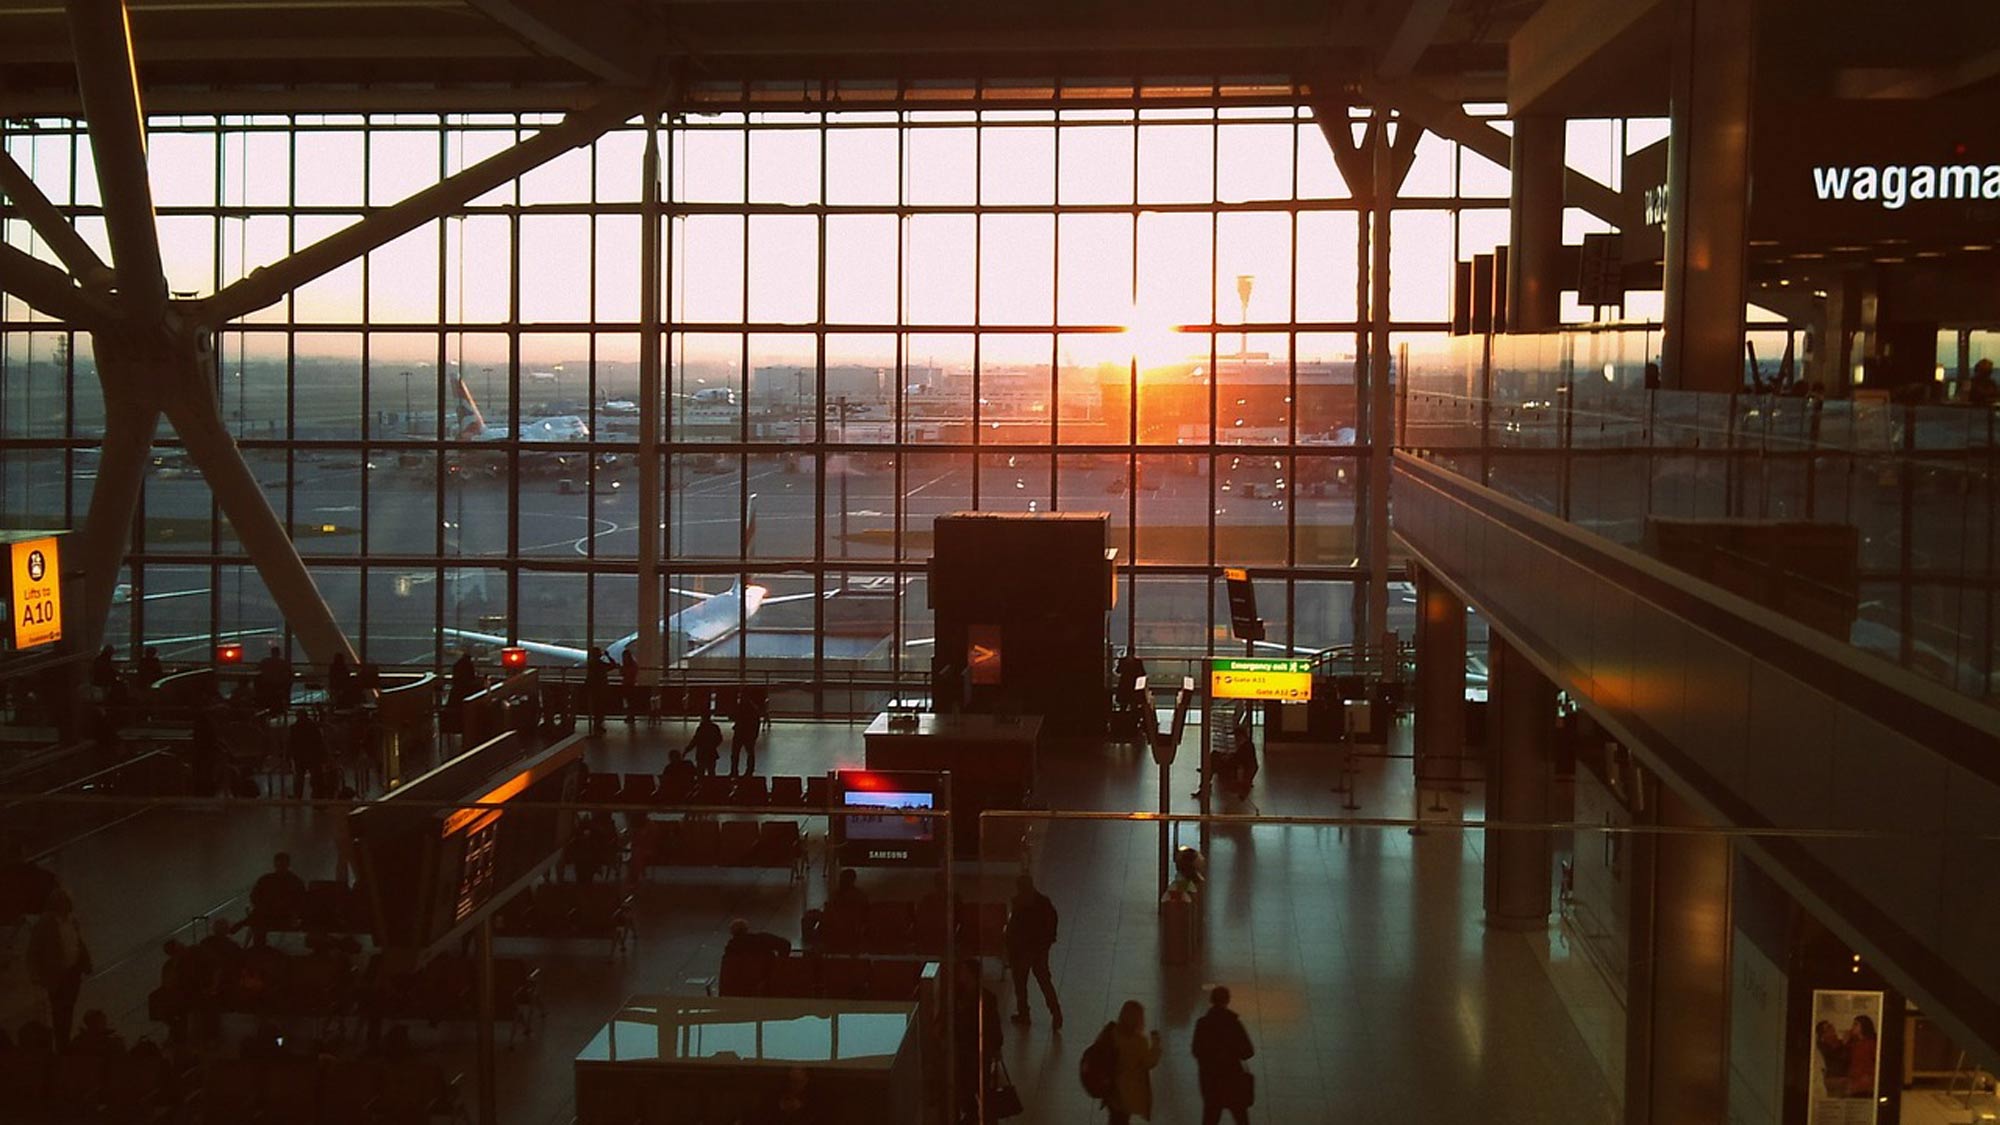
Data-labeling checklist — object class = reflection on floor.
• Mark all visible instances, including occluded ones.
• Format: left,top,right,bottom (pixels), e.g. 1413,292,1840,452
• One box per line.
1903,1084,2000,1125
34,715,1622,1124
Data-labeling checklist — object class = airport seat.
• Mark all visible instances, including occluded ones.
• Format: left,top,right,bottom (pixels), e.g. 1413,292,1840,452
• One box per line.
868,958,925,1001
101,1051,172,1123
202,1058,265,1123
717,951,770,997
690,775,732,807
320,1059,384,1124
374,1062,462,1125
731,775,768,806
865,901,916,953
0,1046,52,1119
718,820,761,865
820,905,866,954
263,1059,321,1121
642,819,681,865
655,772,693,805
818,956,870,1000
765,953,818,999
48,1050,106,1119
678,819,722,866
768,775,805,807
619,773,657,805
755,820,803,870
803,775,830,809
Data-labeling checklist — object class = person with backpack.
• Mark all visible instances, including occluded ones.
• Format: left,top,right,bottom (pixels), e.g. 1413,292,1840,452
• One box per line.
1083,1000,1161,1122
1192,985,1256,1124
1004,872,1062,1028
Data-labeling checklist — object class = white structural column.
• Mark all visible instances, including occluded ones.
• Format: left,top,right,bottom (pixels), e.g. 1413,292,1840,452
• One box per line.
637,121,664,680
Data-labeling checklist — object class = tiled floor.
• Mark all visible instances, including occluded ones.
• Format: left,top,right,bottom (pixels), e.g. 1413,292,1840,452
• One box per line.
22,715,1629,1124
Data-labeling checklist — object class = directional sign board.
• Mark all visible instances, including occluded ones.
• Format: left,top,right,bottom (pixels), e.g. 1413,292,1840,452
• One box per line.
7,535,63,650
1208,657,1312,701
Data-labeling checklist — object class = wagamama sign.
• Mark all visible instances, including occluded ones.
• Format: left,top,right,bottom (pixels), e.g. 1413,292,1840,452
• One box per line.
1810,163,2000,209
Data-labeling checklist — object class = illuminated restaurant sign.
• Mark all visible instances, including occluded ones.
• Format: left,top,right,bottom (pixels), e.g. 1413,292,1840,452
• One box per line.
1808,163,2000,208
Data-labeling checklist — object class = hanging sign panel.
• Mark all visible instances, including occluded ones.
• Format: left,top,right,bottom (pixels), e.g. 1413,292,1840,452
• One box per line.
1806,989,1883,1125
8,536,63,650
1209,657,1312,701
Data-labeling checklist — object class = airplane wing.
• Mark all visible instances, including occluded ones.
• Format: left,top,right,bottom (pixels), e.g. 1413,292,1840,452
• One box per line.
142,588,211,602
760,588,840,606
668,588,719,602
441,626,589,665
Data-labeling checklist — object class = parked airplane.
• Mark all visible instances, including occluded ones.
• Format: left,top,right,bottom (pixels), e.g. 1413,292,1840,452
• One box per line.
441,496,831,667
111,583,209,606
454,375,590,443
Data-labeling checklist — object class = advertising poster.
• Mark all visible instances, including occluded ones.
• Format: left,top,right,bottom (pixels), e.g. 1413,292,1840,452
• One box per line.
1807,989,1884,1125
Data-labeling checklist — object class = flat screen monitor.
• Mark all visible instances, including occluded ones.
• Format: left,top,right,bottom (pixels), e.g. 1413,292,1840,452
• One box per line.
829,769,946,866
842,789,937,843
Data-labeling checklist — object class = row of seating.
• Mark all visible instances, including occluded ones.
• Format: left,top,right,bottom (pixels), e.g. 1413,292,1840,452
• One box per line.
366,954,537,1025
806,899,1008,957
266,880,370,937
196,1056,462,1125
492,881,630,940
717,951,932,1002
633,817,805,875
580,772,828,809
152,947,355,1024
0,1045,177,1124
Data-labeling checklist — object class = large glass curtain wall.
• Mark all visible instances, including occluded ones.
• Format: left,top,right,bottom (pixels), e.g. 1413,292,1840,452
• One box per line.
1,93,1521,697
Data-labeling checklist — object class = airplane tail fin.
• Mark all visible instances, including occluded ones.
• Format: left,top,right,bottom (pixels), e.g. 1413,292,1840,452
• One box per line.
745,493,758,554
454,374,487,439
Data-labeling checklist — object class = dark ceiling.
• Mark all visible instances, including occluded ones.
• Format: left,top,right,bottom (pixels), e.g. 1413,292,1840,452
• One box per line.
0,0,1529,113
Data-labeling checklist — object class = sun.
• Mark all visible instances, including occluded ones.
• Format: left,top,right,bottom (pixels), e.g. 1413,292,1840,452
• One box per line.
1120,307,1194,372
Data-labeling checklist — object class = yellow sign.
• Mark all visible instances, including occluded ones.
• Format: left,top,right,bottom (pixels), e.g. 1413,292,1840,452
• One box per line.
10,536,63,649
1208,657,1312,701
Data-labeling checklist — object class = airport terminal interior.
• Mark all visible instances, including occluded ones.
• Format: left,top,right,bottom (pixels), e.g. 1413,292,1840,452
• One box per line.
1,0,1998,1122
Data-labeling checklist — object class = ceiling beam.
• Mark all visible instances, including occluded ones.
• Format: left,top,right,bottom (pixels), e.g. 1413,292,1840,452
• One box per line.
66,0,168,322
1837,48,2000,98
191,85,659,328
461,0,654,84
0,149,114,290
1360,73,1641,231
0,240,112,326
1375,0,1455,79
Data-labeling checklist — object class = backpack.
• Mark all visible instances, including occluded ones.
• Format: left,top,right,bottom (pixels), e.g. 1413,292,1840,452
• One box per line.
1079,1022,1116,1100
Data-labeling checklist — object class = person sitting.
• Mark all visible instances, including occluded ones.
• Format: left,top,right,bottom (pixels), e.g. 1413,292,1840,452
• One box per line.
826,868,868,915
247,852,307,943
134,647,165,689
725,918,792,959
69,1009,126,1058
660,749,697,797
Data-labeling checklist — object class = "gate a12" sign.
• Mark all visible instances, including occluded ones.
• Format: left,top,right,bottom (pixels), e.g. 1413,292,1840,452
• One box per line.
9,536,64,650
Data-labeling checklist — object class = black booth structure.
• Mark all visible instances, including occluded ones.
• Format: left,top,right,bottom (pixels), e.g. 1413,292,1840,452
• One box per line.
927,512,1114,735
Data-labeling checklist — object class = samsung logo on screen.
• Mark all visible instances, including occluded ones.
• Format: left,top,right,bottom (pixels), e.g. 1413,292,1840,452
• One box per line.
867,849,909,861
1811,163,2000,209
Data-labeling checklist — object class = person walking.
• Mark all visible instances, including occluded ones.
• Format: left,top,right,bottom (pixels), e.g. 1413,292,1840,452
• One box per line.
1004,873,1062,1028
289,712,327,800
584,648,614,735
729,690,764,776
1192,985,1256,1125
688,708,724,777
28,887,92,1047
620,649,641,725
1107,999,1162,1123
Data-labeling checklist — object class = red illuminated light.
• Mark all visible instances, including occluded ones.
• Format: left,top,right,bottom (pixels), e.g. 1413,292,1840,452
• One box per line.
500,646,528,670
215,642,245,665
